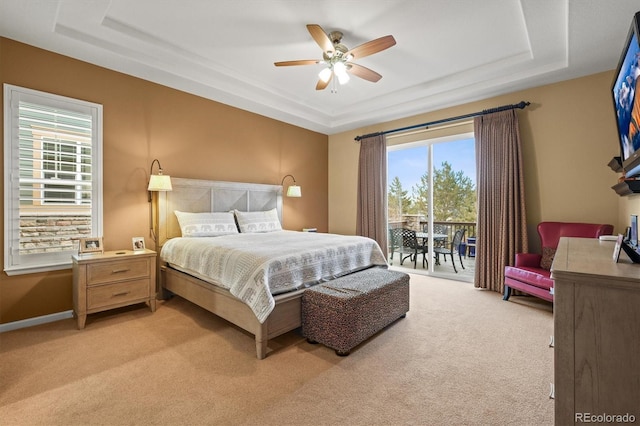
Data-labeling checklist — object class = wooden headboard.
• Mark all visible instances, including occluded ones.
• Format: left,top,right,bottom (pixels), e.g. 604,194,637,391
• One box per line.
157,178,283,247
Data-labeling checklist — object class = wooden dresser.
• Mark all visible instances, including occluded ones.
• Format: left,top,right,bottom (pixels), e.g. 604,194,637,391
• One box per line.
552,237,640,425
72,249,157,329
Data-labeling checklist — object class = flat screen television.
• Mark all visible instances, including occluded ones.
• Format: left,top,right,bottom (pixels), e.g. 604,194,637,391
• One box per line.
612,11,640,178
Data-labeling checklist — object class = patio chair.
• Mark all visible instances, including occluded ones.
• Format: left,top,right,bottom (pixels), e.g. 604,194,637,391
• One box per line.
434,229,466,273
389,228,428,269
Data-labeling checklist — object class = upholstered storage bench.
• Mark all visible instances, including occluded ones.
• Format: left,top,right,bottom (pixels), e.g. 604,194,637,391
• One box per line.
301,267,410,356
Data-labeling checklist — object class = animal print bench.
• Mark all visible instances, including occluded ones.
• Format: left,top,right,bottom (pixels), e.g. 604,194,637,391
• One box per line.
301,267,410,356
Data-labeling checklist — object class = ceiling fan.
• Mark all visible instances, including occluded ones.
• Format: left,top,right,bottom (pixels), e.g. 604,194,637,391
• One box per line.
274,24,396,91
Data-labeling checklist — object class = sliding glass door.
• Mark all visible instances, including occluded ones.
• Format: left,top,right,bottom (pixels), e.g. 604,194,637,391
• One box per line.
388,132,477,278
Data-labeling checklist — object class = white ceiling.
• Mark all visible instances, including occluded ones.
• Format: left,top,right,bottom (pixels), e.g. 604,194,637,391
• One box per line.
1,0,639,135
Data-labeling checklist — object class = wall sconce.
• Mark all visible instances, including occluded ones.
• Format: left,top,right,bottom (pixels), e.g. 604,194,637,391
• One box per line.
148,159,172,243
281,174,302,197
147,159,173,202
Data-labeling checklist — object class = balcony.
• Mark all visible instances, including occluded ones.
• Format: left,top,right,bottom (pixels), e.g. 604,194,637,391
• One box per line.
388,219,476,283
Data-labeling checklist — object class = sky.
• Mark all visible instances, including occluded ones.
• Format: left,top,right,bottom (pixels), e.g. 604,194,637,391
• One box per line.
388,137,476,195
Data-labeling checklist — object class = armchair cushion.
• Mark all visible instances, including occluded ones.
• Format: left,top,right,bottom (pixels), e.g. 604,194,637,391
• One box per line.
505,266,552,290
505,266,554,302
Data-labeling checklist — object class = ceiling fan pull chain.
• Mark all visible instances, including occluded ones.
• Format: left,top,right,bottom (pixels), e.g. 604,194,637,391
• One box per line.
331,75,338,94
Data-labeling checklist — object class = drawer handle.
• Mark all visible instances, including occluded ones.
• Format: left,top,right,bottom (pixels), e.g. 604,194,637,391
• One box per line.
112,291,130,297
549,383,555,399
111,268,131,274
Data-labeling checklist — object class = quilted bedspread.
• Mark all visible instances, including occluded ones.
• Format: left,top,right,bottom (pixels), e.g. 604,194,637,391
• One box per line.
160,230,388,323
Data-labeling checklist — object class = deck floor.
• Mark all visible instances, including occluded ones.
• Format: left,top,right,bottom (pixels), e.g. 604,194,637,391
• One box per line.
388,250,476,283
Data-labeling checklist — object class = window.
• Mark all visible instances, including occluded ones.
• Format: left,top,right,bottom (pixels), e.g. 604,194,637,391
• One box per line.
4,84,103,275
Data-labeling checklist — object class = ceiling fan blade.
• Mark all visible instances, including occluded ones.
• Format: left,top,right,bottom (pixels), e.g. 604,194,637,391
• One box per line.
307,24,335,55
316,73,332,90
347,63,382,82
274,60,319,67
346,35,396,60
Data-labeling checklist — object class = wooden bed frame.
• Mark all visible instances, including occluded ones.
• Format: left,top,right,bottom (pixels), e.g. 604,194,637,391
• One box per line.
157,178,304,359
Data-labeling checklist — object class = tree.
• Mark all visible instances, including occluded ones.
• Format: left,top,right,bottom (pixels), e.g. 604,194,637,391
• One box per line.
406,162,476,223
411,172,429,216
433,161,476,222
388,176,412,220
388,162,476,224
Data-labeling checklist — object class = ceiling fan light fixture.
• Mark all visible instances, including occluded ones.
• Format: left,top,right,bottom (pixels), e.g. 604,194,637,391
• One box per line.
319,67,332,83
337,70,350,85
333,62,349,84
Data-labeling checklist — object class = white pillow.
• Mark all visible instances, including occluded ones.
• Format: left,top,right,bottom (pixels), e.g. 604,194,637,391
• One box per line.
174,211,239,237
234,208,282,233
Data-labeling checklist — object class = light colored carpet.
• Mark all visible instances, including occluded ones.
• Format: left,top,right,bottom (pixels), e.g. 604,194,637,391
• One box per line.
0,274,554,425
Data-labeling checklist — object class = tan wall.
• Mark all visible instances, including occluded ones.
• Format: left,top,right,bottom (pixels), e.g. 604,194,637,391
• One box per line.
329,71,639,252
3,36,639,325
0,38,328,324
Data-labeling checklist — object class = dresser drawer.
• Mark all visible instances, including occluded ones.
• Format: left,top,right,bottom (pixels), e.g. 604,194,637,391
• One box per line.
87,258,150,285
87,279,151,310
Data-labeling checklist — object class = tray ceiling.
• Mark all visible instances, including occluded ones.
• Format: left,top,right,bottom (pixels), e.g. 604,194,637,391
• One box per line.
1,0,639,134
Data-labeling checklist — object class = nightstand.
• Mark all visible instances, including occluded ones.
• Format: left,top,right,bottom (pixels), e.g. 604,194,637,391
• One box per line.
72,249,157,329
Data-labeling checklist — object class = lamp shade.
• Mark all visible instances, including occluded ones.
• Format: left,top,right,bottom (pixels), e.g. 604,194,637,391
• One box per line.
286,184,302,198
281,174,301,198
148,174,173,191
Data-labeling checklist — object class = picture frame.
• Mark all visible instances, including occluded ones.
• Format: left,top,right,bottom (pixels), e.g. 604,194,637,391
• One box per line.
79,237,103,254
132,237,146,251
613,234,624,262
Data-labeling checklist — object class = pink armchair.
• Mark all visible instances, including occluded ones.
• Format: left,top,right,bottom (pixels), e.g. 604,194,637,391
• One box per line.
503,221,614,303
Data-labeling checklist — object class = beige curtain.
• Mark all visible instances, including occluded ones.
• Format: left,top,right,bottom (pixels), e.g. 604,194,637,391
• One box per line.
356,134,388,257
474,110,528,292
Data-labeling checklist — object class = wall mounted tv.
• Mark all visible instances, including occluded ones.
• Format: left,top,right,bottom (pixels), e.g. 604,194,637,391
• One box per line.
612,11,640,178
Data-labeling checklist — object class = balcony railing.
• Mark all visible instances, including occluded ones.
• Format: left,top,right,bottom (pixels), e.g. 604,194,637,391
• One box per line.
388,219,477,244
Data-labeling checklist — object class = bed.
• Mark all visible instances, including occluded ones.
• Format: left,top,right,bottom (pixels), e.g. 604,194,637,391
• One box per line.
157,178,387,359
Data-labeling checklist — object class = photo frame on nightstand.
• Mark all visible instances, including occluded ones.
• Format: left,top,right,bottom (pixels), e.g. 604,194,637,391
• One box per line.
79,237,103,254
132,237,145,251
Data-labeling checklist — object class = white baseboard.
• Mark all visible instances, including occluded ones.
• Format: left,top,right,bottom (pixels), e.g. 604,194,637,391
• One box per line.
0,310,74,333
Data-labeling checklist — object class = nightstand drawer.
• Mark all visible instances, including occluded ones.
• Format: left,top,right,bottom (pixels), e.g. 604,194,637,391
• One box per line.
87,279,151,309
87,258,150,285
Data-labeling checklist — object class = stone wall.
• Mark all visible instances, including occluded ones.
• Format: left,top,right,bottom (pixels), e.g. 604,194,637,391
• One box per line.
19,213,92,254
403,214,425,232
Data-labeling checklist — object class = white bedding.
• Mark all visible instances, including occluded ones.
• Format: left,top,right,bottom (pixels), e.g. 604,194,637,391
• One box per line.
160,230,388,323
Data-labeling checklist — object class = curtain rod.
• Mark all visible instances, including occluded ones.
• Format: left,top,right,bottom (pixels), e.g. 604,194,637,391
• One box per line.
354,101,530,141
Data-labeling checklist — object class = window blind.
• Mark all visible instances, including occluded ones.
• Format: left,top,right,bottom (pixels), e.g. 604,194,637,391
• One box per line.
16,102,94,254
18,101,93,206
